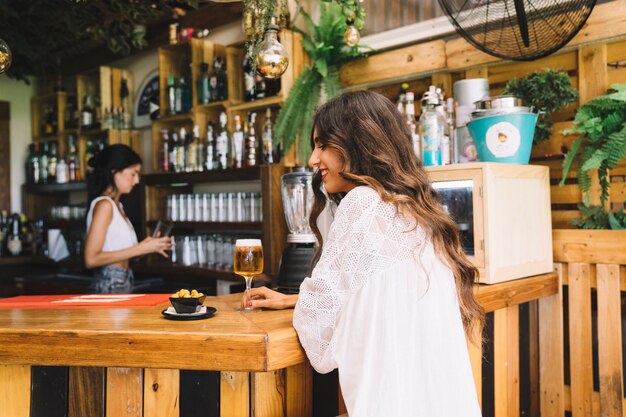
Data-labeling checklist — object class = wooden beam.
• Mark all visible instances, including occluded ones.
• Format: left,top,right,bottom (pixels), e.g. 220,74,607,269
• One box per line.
553,230,626,264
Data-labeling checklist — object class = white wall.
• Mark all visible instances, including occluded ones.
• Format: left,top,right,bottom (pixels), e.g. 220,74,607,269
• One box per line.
0,76,34,213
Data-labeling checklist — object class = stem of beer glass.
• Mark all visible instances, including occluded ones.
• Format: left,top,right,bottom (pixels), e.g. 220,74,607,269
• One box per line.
243,276,253,310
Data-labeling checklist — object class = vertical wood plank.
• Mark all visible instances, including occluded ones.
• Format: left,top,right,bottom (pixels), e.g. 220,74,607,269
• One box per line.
494,305,520,417
106,367,143,417
508,305,520,417
0,365,31,417
540,264,565,417
431,73,453,98
596,264,624,417
0,101,10,210
528,300,541,417
285,362,312,417
465,67,489,80
467,323,484,409
577,45,608,104
252,370,285,417
221,371,249,417
180,370,220,417
568,263,594,417
69,366,106,417
143,368,179,417
31,366,69,417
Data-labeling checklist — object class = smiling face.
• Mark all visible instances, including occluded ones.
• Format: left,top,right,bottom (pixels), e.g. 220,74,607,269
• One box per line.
113,163,142,195
308,129,356,194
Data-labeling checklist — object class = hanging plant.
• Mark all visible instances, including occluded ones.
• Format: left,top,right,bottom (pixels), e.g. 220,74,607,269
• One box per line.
322,0,366,30
274,2,368,163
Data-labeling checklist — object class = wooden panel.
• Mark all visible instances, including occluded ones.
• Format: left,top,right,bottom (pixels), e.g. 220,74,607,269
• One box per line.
610,181,626,203
180,370,220,417
527,301,540,417
0,102,9,210
568,263,594,417
530,121,576,159
578,45,608,104
551,184,582,204
261,164,288,277
252,370,285,417
607,67,626,86
488,52,577,86
553,230,626,264
221,371,249,417
106,367,143,417
285,362,312,417
475,272,558,313
446,36,498,70
596,264,624,417
552,211,581,230
465,67,489,79
494,306,520,417
607,38,626,63
0,364,30,417
339,40,446,87
467,324,483,409
31,366,69,417
539,264,565,417
69,367,105,417
143,368,179,417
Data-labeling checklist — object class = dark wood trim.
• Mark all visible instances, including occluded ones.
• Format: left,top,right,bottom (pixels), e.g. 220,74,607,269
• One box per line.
0,101,10,210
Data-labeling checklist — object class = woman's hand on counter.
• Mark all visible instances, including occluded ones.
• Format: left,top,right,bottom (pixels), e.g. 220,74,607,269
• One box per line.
244,287,298,310
139,236,173,258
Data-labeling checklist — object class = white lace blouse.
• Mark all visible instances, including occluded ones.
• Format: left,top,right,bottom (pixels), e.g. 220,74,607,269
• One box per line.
293,186,481,417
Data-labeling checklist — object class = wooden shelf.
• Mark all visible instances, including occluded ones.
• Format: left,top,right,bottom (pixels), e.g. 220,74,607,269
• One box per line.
228,95,283,113
22,182,87,193
156,113,194,124
143,167,261,185
79,128,110,137
147,220,263,232
194,101,229,111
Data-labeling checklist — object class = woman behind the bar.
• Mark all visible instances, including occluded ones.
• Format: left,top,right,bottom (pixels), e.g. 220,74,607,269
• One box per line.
84,144,172,293
247,91,484,416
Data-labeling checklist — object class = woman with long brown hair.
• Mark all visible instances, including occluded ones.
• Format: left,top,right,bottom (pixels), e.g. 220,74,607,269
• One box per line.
247,90,484,416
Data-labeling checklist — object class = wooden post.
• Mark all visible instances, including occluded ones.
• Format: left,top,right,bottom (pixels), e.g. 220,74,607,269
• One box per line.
0,365,31,417
106,367,143,417
69,367,106,417
221,371,250,417
252,370,286,417
494,305,520,417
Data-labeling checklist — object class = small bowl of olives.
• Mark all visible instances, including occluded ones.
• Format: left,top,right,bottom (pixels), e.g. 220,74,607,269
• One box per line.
169,289,206,314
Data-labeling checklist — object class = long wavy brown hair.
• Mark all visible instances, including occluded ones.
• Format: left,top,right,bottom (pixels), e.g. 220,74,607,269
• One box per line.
308,90,484,341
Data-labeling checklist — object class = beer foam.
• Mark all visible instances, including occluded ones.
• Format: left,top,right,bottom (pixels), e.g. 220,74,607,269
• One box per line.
235,239,262,247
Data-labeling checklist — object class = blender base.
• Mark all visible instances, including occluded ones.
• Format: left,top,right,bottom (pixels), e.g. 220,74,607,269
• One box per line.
276,244,316,294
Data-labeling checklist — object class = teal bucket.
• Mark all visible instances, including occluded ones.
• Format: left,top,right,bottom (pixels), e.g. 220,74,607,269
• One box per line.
466,112,538,164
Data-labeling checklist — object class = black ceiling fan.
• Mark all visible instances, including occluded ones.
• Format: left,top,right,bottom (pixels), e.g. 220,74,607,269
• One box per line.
438,0,597,61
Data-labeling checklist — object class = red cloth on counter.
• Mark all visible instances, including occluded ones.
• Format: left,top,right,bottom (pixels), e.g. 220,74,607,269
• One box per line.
0,293,170,308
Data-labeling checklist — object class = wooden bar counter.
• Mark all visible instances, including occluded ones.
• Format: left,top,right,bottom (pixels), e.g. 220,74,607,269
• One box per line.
0,272,559,417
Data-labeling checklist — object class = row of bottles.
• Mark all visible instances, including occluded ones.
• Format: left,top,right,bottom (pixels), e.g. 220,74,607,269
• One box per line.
243,46,280,102
197,57,228,105
0,211,44,257
25,136,81,184
397,83,455,167
159,108,278,173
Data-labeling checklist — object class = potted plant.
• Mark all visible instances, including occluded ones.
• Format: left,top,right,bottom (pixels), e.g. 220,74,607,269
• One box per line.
503,68,578,145
560,83,626,229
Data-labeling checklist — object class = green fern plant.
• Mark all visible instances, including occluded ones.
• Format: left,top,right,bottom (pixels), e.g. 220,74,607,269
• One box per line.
274,2,368,163
560,83,626,228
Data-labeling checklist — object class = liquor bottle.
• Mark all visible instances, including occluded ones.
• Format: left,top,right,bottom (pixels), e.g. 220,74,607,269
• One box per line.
205,122,215,171
0,211,7,257
169,130,179,172
175,78,183,114
177,127,187,172
39,141,49,184
82,91,94,130
262,108,274,164
56,158,69,184
232,115,244,169
121,106,132,129
405,92,421,160
186,125,200,172
7,213,22,256
85,139,95,176
397,82,409,117
255,74,267,100
180,76,192,113
93,92,102,129
68,135,81,182
26,143,40,184
198,63,210,105
48,141,58,183
245,112,258,167
167,76,177,115
161,129,170,172
44,105,55,136
215,112,229,169
243,47,256,102
419,86,444,167
214,57,228,101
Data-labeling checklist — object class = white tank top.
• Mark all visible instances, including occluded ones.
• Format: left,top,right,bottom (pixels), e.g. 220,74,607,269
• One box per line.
86,196,138,252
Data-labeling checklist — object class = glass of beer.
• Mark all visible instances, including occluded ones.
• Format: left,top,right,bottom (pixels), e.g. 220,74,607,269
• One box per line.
234,239,263,312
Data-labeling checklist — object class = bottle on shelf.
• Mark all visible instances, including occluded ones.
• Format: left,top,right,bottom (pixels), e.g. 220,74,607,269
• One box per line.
405,92,420,160
0,211,7,257
44,105,56,136
205,122,215,171
25,143,40,184
7,213,22,257
176,127,187,172
215,112,229,169
175,77,183,114
198,63,211,105
167,76,177,115
180,76,192,113
243,47,256,102
212,56,228,101
82,90,95,130
56,157,69,184
68,134,81,182
232,115,244,169
48,141,58,183
186,125,200,172
397,82,409,117
444,97,455,165
39,141,49,184
262,108,274,164
121,106,132,129
419,86,444,167
160,129,170,172
255,73,267,100
85,139,95,176
169,130,179,173
246,112,258,167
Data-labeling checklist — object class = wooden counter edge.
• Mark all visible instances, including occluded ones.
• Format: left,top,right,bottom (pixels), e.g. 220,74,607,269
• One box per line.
475,272,558,313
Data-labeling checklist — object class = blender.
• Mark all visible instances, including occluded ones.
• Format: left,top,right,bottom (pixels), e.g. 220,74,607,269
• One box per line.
276,169,317,293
